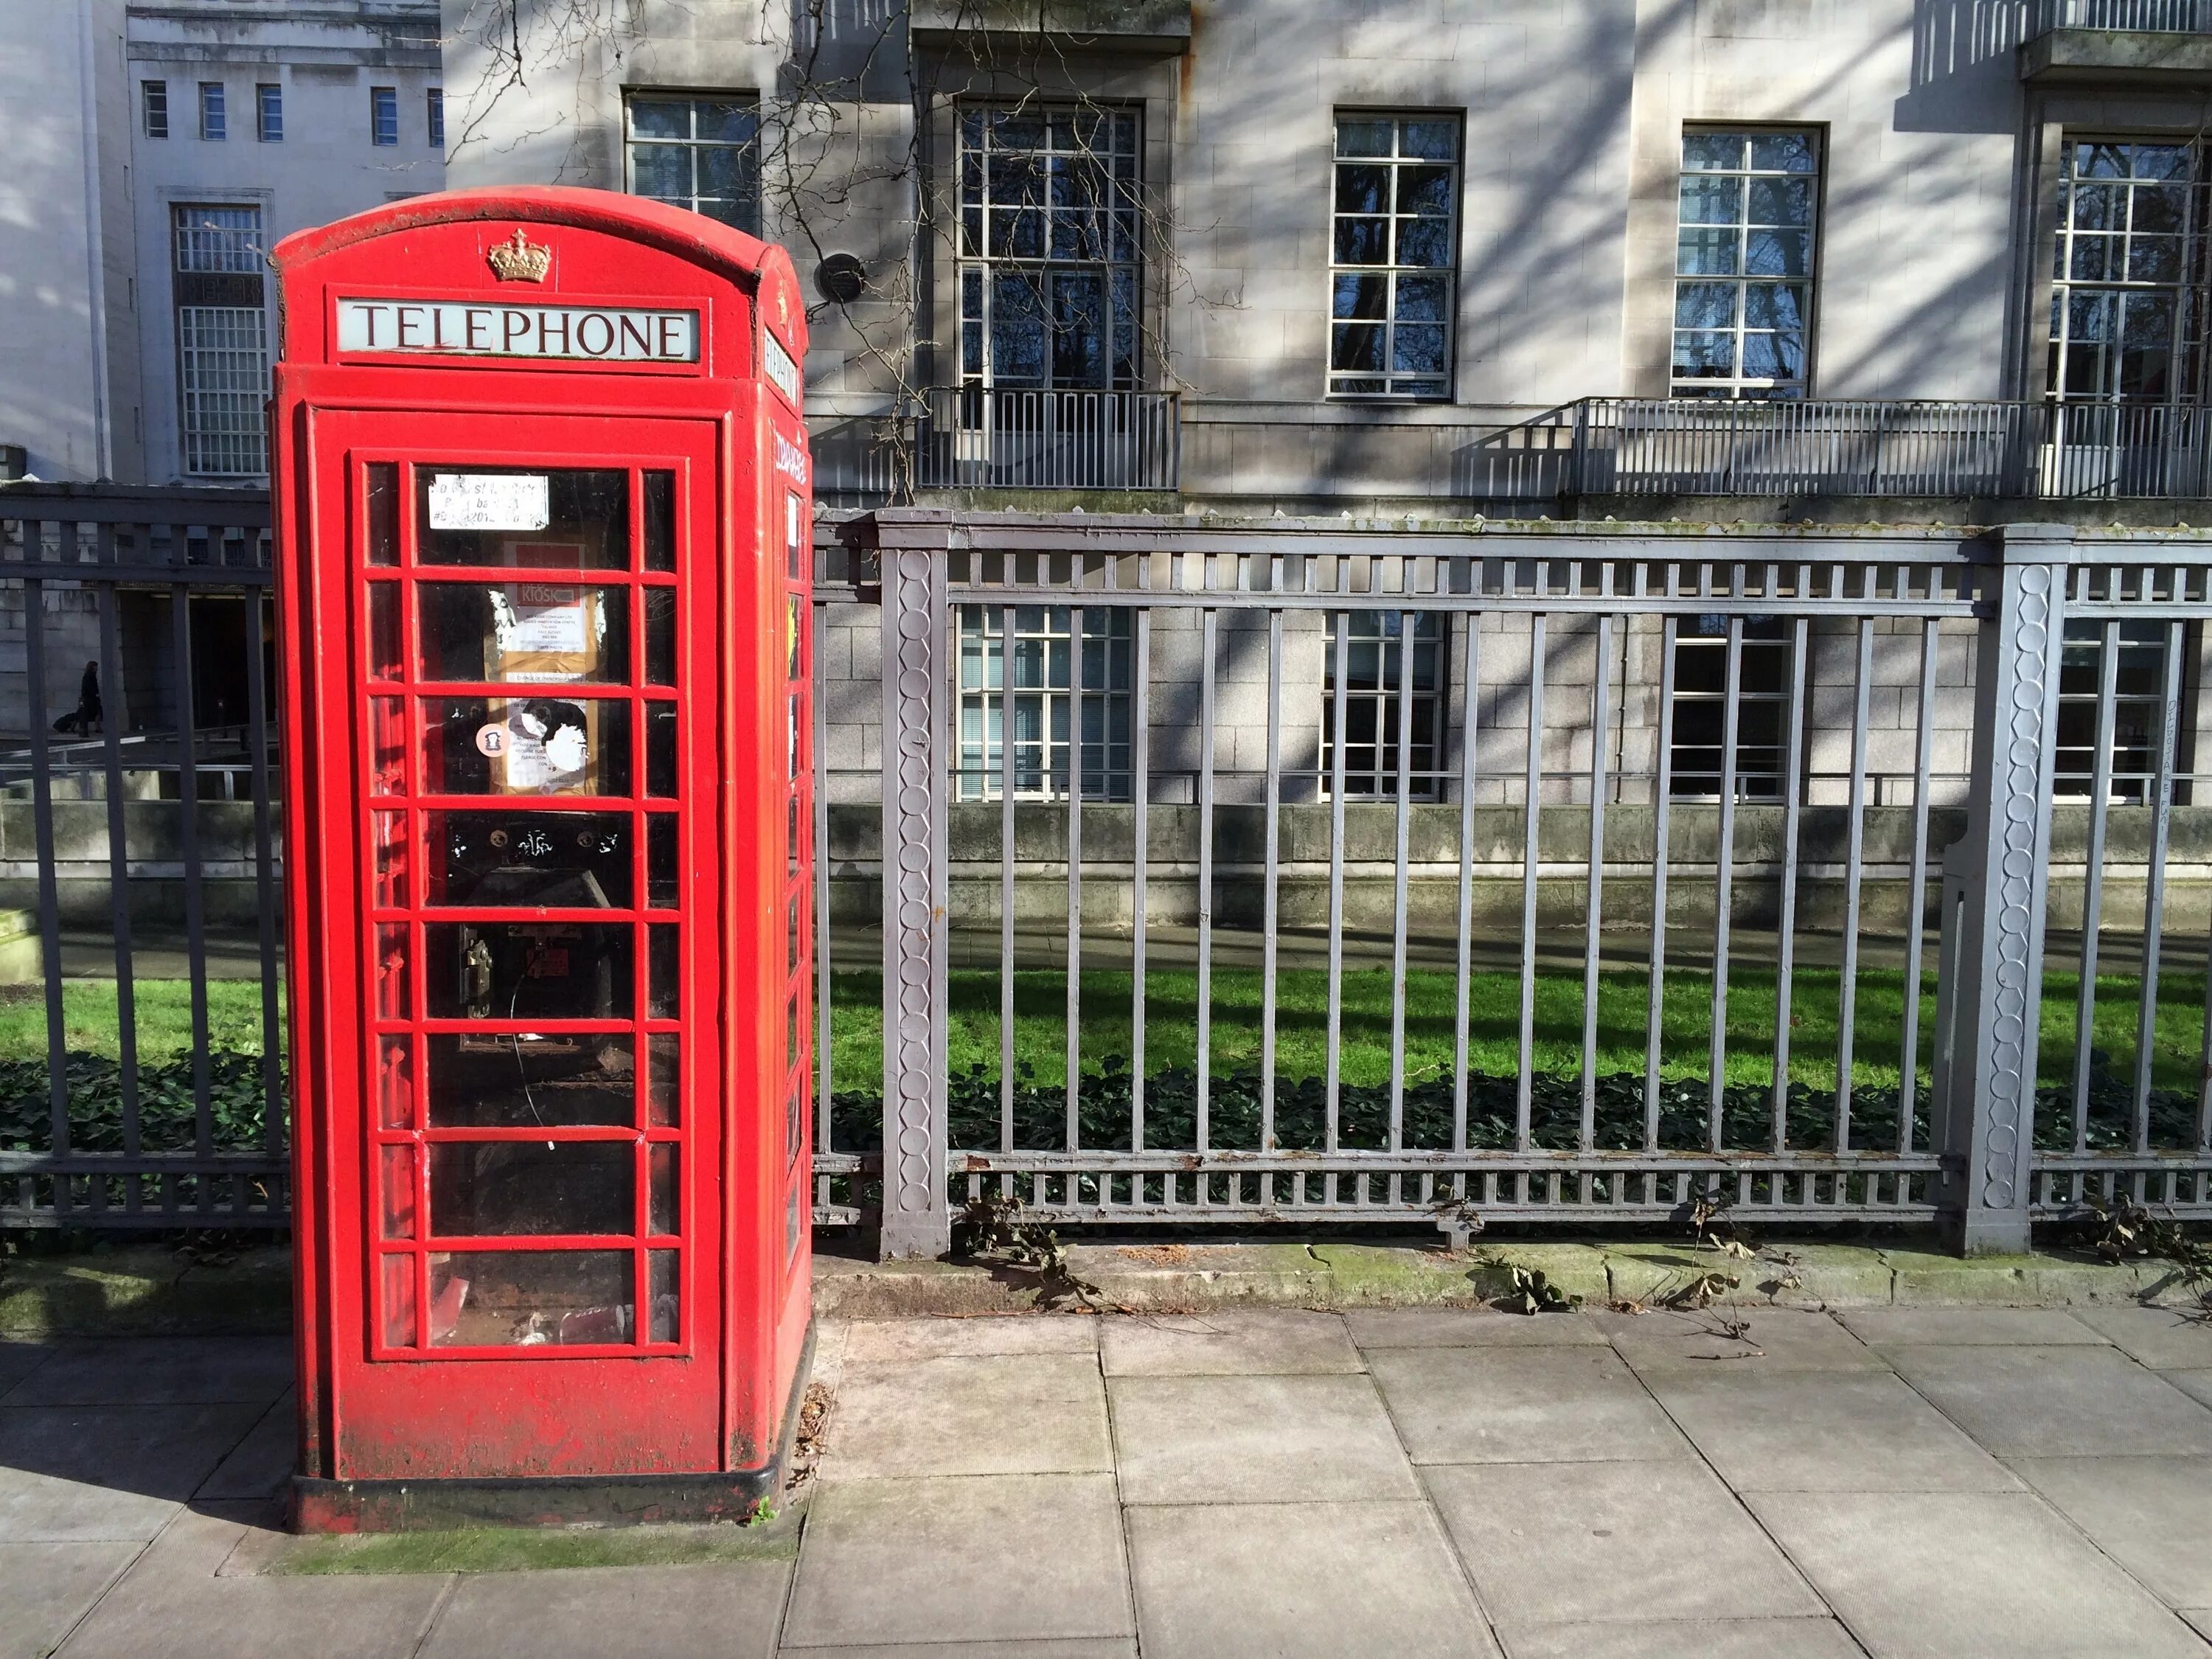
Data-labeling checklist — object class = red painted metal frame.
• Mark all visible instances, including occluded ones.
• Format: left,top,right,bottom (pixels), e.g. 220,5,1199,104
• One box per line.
271,188,811,1524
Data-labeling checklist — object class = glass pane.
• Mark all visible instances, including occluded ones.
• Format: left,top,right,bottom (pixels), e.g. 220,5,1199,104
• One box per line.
649,1251,678,1343
1679,175,1742,226
1335,163,1389,215
1745,229,1809,277
1745,284,1809,330
424,922,636,1020
429,1249,633,1346
648,814,678,908
1676,282,1738,328
419,583,630,684
378,1037,412,1130
365,462,398,566
645,703,678,796
427,809,631,908
428,1031,638,1127
417,469,629,568
1747,176,1813,227
381,1253,417,1348
644,588,676,686
422,696,631,797
373,811,408,907
628,100,687,140
1678,229,1739,276
430,1141,633,1237
630,145,689,200
698,100,755,144
367,582,403,680
1683,132,1745,171
1335,118,1394,156
648,1033,678,1127
1750,133,1817,173
371,697,407,795
649,923,680,1019
643,470,675,572
376,923,410,1018
1401,119,1457,161
380,1144,416,1239
650,1144,678,1235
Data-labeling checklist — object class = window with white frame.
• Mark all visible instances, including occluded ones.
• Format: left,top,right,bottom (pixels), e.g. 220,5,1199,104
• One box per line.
625,95,760,234
959,106,1142,392
370,85,397,146
257,84,282,142
2054,619,2182,802
172,205,268,478
2049,140,2211,403
142,80,167,139
1667,616,1792,800
1320,613,1446,799
427,86,445,150
954,606,1133,802
198,82,225,142
1328,114,1459,399
1673,130,1819,398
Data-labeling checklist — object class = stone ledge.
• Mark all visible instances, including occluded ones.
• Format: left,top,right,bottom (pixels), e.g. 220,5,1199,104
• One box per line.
4,1238,2205,1335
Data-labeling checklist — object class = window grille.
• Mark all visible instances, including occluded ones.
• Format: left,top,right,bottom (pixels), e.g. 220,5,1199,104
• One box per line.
257,84,282,142
1321,612,1446,799
1673,130,1820,398
954,605,1133,801
2054,619,2186,802
428,87,445,150
371,86,398,146
1669,616,1792,799
625,95,759,234
2049,139,2212,403
142,80,167,139
199,82,226,142
958,106,1142,391
1328,113,1459,399
172,205,268,478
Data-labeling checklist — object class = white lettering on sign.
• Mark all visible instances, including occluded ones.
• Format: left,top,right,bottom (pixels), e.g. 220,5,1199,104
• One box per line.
762,330,800,405
427,473,550,532
773,431,809,487
336,299,700,364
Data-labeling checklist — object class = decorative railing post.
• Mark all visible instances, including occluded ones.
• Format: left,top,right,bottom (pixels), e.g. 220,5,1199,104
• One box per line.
876,512,953,1259
1936,522,2073,1254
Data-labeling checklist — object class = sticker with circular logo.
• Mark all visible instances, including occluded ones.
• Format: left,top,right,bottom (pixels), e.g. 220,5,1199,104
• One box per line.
475,723,507,758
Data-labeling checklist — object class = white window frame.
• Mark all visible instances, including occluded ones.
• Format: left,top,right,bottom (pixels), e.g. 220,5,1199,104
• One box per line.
142,80,167,139
427,86,445,150
1326,111,1461,401
2048,138,2211,405
1672,128,1821,400
257,83,282,143
370,85,398,147
623,93,761,235
171,204,269,479
198,82,225,142
954,605,1134,802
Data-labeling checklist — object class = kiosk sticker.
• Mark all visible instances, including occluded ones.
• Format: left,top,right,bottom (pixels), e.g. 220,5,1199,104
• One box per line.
428,473,550,532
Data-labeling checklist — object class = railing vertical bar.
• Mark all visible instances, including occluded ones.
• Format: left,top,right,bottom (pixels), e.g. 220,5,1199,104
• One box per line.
1325,604,1349,1157
95,541,141,1169
815,593,834,1213
1710,611,1743,1150
22,558,69,1167
1772,616,1809,1154
1646,614,1677,1152
1001,603,1016,1158
1132,577,1151,1154
1066,602,1083,1152
1517,613,1545,1155
1453,608,1479,1157
1899,615,1940,1155
1834,616,1873,1151
240,580,282,1164
167,549,214,1201
1197,604,1217,1153
2130,619,2185,1155
1256,600,1282,1150
1579,612,1613,1154
1388,608,1414,1153
2078,619,2119,1154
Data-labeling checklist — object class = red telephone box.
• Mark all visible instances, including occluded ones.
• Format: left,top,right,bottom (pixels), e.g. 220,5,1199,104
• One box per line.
268,188,814,1528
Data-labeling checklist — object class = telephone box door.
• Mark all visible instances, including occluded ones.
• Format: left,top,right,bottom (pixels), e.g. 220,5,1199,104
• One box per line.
307,408,728,1478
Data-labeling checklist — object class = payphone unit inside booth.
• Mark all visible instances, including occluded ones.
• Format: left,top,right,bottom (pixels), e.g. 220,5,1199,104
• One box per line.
269,189,815,1529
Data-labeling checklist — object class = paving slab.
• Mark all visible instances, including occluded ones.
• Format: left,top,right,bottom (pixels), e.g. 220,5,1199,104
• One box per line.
1495,1617,1865,1659
1425,1461,1822,1626
1108,1374,1419,1504
1343,1309,1606,1349
1838,1308,2108,1348
2065,1305,2212,1370
840,1317,1099,1364
1886,1344,2212,1457
782,1645,1135,1658
0,1404,264,1541
825,1353,1110,1478
2185,1610,2212,1644
1099,1310,1361,1377
1644,1369,2021,1492
2006,1456,2212,1608
1602,1245,1892,1310
1593,1309,1883,1373
418,1562,790,1659
1125,1500,1499,1659
197,1393,297,1500
781,1474,1130,1649
1,1338,293,1407
1368,1346,1689,1465
55,1507,449,1659
2169,1369,2212,1408
1747,1490,2207,1658
0,1542,142,1659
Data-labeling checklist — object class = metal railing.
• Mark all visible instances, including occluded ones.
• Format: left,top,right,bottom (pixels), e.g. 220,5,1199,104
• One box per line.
917,387,1180,492
1569,397,2212,500
0,484,284,1228
2029,0,2212,32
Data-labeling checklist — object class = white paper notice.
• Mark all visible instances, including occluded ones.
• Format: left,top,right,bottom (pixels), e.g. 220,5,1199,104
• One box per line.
428,473,551,532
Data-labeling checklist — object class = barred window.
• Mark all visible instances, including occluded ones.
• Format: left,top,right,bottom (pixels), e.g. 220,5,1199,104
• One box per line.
1329,114,1459,400
2049,140,2211,403
257,84,282,143
371,86,398,146
959,106,1141,391
2054,620,2181,803
142,80,167,139
428,87,445,150
198,82,225,142
1321,613,1446,799
625,95,759,234
1668,616,1791,801
172,206,268,478
954,606,1133,802
1673,130,1819,399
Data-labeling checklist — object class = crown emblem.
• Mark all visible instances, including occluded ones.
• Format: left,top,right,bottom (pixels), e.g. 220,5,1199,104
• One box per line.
487,228,551,282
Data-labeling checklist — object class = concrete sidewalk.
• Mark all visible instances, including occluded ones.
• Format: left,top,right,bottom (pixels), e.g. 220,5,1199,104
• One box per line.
4,1304,2212,1657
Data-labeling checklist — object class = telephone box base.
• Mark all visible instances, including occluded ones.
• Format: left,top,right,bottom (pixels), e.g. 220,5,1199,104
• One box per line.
290,1466,780,1533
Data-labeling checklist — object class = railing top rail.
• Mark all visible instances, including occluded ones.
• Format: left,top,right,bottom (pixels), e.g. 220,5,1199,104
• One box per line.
0,481,271,529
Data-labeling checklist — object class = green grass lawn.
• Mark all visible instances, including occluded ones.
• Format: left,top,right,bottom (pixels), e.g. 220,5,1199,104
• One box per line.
0,980,279,1062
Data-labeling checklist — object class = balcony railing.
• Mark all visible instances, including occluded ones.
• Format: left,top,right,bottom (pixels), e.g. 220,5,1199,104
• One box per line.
1566,397,2212,500
2028,0,2212,32
915,388,1180,493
